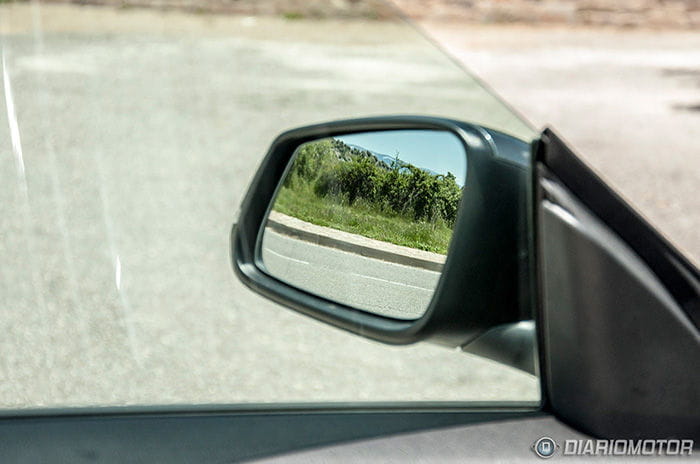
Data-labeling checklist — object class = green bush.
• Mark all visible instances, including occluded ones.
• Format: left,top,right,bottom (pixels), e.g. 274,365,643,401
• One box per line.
284,137,463,231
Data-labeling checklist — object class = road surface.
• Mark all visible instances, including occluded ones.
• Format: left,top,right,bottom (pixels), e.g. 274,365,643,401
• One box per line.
3,3,697,411
262,229,440,319
0,3,538,408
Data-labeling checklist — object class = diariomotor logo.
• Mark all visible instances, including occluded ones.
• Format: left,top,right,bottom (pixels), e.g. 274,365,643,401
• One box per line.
531,437,694,459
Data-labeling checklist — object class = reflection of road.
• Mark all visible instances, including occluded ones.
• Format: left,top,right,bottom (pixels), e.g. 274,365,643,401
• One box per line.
262,229,440,320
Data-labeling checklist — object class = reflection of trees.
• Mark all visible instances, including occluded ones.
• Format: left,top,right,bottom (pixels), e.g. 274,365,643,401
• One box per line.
286,138,462,226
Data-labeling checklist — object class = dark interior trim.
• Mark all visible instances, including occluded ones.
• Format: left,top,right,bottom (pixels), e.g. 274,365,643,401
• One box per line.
538,129,700,328
0,406,542,463
535,129,700,439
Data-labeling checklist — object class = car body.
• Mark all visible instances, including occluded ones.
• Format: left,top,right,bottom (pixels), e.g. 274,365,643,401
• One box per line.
232,115,699,442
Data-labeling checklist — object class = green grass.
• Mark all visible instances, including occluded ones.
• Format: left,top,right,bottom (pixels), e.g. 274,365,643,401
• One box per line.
273,185,453,255
282,11,304,20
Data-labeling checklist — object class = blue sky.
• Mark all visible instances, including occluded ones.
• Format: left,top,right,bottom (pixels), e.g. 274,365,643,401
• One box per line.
336,130,467,186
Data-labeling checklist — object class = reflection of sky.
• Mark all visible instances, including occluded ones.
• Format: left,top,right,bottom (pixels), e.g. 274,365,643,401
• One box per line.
337,130,467,186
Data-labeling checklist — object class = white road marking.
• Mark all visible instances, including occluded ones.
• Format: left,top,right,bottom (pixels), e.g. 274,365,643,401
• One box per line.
264,248,310,265
350,272,435,292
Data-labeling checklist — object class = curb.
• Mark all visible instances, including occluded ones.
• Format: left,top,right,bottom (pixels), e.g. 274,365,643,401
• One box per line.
267,218,445,272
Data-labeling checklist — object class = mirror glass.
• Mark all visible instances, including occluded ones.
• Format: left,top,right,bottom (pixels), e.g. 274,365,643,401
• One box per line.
260,130,467,320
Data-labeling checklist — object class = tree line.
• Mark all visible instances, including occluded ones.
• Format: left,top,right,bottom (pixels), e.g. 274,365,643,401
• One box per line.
284,138,463,226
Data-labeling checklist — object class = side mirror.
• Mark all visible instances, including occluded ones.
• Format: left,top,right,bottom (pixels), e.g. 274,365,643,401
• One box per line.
232,116,535,373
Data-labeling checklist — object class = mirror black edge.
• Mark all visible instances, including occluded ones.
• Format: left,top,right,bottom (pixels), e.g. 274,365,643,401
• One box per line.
232,115,531,349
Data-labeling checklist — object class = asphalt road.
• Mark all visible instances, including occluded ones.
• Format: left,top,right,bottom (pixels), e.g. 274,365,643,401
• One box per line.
262,229,440,319
0,4,538,408
3,4,696,411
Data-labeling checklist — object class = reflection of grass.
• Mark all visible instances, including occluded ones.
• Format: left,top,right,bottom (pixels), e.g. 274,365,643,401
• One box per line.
273,184,452,254
282,11,304,20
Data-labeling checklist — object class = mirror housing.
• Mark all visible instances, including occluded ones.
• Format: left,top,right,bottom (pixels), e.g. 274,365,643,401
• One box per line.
232,116,532,349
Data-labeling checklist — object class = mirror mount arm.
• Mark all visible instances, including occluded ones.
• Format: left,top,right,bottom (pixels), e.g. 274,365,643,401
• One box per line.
460,321,537,375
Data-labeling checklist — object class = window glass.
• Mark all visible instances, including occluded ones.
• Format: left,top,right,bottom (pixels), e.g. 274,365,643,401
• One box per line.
0,1,538,408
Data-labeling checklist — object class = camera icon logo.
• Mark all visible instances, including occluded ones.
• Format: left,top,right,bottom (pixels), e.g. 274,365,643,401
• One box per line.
532,437,559,459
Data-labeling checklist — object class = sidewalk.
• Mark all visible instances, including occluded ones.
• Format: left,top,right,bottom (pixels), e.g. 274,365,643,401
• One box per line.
267,211,446,272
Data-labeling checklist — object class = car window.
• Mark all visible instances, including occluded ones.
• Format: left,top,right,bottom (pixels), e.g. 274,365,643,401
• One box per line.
0,1,538,409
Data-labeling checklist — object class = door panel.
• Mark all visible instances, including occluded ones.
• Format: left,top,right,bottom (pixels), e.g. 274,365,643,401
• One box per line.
0,406,540,463
534,129,700,440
